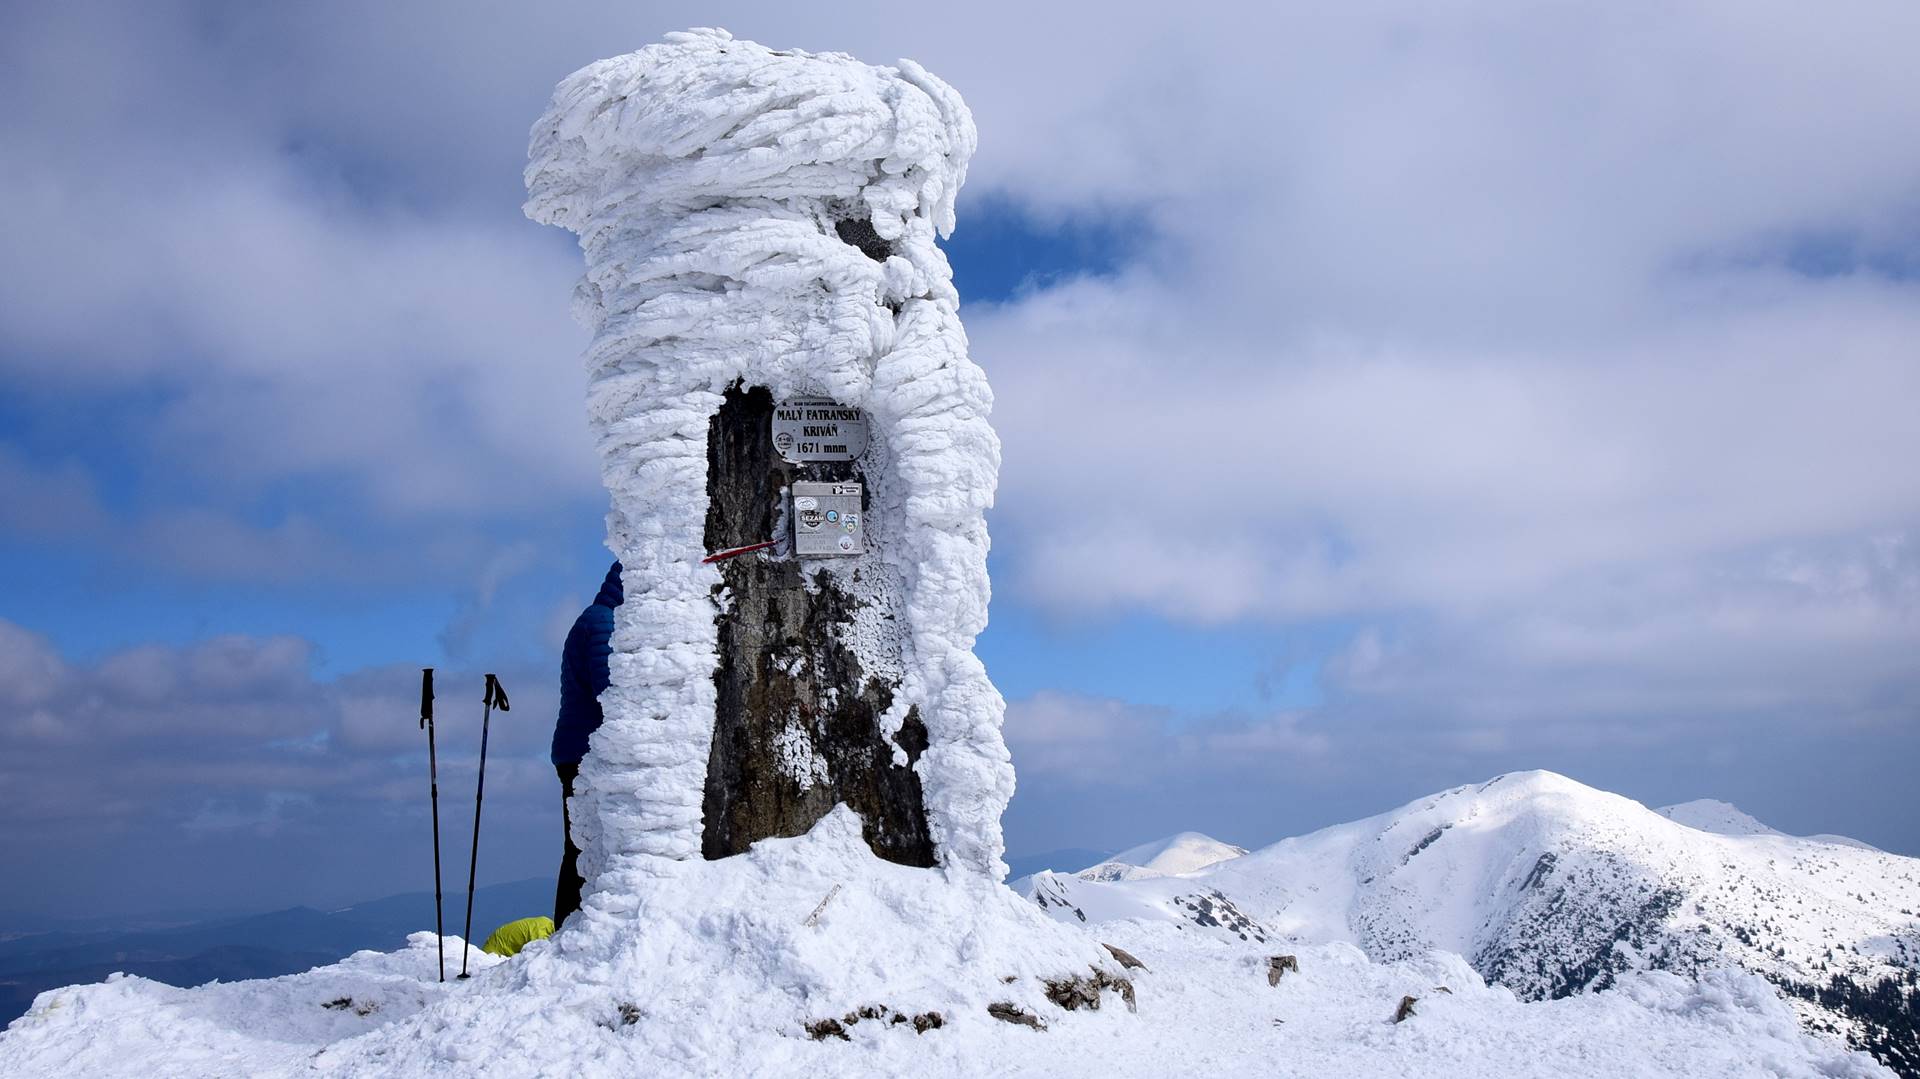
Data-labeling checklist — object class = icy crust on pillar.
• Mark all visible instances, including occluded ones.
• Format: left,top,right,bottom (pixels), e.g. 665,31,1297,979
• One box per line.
523,27,1009,887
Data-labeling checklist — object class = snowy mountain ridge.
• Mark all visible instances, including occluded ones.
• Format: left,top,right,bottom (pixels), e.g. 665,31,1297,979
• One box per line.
1658,797,1791,837
1659,798,1882,851
1021,770,1920,1075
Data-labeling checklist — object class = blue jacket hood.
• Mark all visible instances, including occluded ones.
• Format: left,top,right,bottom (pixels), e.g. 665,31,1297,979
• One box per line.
594,561,624,608
551,560,625,766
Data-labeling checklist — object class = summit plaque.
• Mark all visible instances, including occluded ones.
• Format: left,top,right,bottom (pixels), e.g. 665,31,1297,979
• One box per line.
771,397,869,463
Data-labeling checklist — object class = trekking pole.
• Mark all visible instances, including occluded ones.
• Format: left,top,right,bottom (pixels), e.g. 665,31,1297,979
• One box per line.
419,668,445,983
458,673,510,979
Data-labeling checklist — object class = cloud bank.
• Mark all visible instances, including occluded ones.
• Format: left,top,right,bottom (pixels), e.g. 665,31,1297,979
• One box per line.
0,1,1916,911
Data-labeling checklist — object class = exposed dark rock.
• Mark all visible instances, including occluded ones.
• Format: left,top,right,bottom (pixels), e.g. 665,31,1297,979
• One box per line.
1475,874,1687,1000
1772,972,1920,1077
1103,943,1148,972
595,1002,642,1031
807,1003,943,1039
1267,954,1299,986
1030,877,1088,922
987,1002,1046,1030
1393,995,1418,1023
1451,842,1918,1076
702,383,935,867
1043,968,1137,1014
1405,826,1449,862
1520,852,1558,891
1173,890,1269,943
804,1018,849,1041
833,216,895,262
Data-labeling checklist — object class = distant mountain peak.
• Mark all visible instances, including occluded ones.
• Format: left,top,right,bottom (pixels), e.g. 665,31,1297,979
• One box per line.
1020,771,1919,1074
1657,798,1880,852
1658,798,1781,837
1077,831,1248,881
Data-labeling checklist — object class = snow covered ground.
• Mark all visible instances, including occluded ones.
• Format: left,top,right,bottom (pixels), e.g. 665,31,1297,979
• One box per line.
0,875,1889,1077
0,934,502,1076
1,777,1903,1077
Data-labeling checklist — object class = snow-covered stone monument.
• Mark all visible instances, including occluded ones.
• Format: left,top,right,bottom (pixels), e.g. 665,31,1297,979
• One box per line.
525,23,1008,890
513,26,1125,1035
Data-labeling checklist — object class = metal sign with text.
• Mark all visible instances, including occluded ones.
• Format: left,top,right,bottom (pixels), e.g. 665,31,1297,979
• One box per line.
772,397,869,464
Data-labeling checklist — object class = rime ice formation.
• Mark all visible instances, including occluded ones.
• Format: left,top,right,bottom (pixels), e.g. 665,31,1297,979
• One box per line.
524,28,1008,892
514,28,1127,1036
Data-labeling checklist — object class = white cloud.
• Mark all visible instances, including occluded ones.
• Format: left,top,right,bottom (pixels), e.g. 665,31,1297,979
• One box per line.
1,1,1916,859
0,619,558,828
1005,690,1331,791
0,4,597,518
1321,532,1920,730
980,287,1920,619
0,617,569,916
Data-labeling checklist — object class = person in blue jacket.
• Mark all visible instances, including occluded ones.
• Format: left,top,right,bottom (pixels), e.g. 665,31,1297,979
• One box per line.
552,560,622,928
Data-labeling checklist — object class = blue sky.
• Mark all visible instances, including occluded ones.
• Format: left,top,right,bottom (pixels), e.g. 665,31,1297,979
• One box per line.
2,1,1918,923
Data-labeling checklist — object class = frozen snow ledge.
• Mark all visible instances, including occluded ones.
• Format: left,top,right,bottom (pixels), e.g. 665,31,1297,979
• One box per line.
524,27,1007,887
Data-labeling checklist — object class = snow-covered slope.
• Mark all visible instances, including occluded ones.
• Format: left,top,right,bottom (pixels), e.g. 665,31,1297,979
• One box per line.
4,774,1904,1076
1077,831,1248,881
0,933,503,1075
1022,771,1920,1075
1,905,1890,1077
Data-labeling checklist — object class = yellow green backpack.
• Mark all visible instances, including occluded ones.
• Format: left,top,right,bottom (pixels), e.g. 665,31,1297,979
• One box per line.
481,916,555,958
